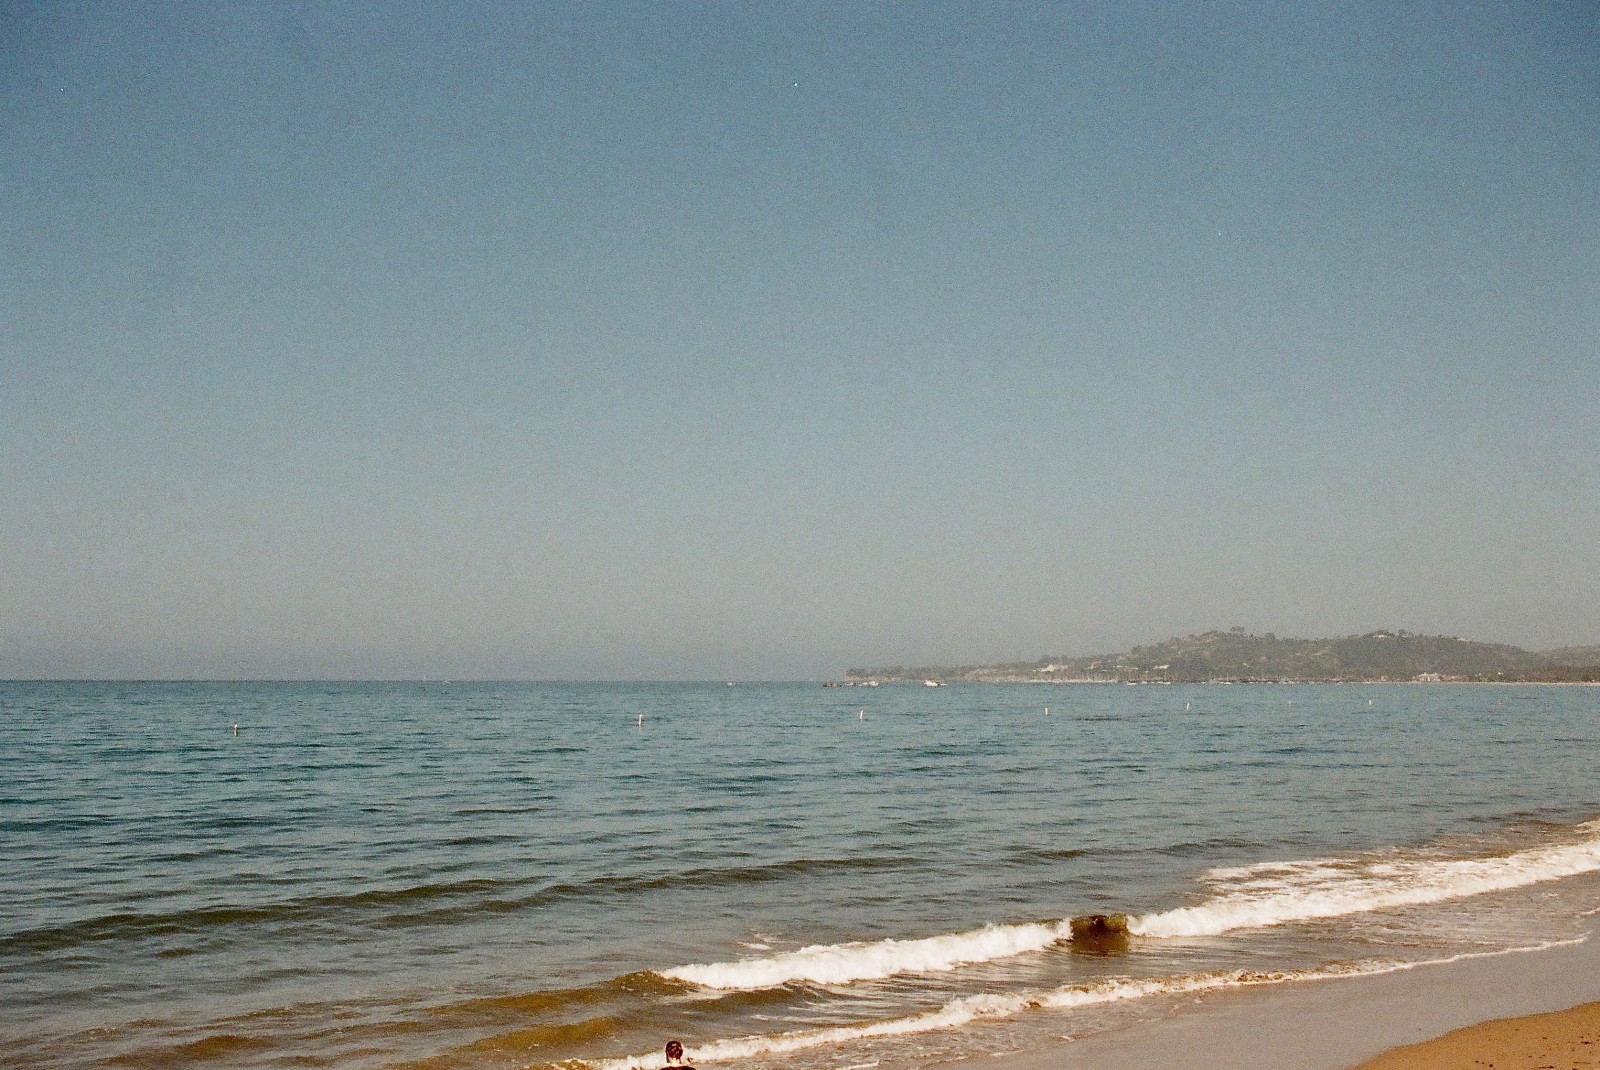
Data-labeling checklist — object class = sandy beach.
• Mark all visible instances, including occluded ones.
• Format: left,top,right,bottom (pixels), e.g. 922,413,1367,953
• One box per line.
960,920,1600,1070
1354,1000,1600,1069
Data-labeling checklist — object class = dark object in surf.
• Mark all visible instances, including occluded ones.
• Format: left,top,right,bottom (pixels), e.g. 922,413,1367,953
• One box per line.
1069,913,1130,955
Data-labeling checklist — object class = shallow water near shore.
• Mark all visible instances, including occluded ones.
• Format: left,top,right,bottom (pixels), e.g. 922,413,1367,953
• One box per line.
4,681,1600,1069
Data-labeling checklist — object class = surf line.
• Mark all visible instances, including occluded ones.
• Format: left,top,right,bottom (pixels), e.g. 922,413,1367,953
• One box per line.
1130,822,1600,939
663,822,1600,991
662,919,1074,989
604,940,1587,1070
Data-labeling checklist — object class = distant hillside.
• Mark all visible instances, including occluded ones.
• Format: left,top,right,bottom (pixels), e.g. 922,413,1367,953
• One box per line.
846,630,1596,683
1544,645,1600,667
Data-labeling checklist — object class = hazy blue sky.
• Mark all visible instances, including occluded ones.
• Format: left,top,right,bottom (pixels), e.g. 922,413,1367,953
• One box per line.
3,2,1597,678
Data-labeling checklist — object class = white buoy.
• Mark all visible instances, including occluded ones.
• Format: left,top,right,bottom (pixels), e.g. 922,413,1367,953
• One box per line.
232,724,238,735
1044,707,1048,715
859,710,865,720
1186,703,1191,710
637,714,643,727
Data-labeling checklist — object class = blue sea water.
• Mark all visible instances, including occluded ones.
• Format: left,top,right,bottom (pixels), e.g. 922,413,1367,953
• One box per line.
3,681,1600,1069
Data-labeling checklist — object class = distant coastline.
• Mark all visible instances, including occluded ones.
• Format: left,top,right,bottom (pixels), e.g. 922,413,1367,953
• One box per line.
843,630,1600,685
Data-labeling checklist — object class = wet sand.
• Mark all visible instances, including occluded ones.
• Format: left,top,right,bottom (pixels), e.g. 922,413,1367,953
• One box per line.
959,921,1600,1070
1353,1000,1600,1069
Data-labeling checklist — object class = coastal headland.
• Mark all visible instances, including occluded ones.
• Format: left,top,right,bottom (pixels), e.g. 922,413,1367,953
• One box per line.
845,630,1600,685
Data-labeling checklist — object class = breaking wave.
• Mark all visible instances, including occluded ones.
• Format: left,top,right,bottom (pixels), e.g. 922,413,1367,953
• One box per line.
602,941,1581,1069
661,920,1071,989
661,820,1600,991
1130,819,1600,938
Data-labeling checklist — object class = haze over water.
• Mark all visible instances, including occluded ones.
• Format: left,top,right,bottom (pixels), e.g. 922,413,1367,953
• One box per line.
6,681,1600,1069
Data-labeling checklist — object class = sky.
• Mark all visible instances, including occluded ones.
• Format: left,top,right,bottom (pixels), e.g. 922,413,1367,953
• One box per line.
2,1,1598,679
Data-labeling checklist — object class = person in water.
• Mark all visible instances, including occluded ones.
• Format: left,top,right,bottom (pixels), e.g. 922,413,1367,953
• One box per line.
662,1039,695,1070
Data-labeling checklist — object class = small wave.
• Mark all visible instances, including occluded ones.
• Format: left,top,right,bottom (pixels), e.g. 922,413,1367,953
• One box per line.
591,974,1224,1070
0,878,511,955
101,1031,277,1068
661,820,1600,991
1130,819,1600,938
2,857,912,956
597,943,1582,1070
523,857,917,913
661,920,1071,990
439,972,691,1023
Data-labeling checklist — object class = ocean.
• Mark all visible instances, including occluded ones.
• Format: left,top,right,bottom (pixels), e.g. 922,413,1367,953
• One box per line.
3,681,1599,1069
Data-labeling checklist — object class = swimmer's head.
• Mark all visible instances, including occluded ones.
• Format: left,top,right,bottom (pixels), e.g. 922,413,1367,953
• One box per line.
665,1041,684,1062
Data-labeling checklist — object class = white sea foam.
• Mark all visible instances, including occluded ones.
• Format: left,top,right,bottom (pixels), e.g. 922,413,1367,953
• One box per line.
597,973,1241,1070
659,821,1600,992
593,941,1583,1070
662,920,1071,989
1130,820,1600,938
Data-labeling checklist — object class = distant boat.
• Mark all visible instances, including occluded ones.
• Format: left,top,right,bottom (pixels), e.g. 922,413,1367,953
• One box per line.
924,680,942,687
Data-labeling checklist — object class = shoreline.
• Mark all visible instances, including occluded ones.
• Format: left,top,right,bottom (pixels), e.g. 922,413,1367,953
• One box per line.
948,921,1600,1070
1353,1000,1600,1068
